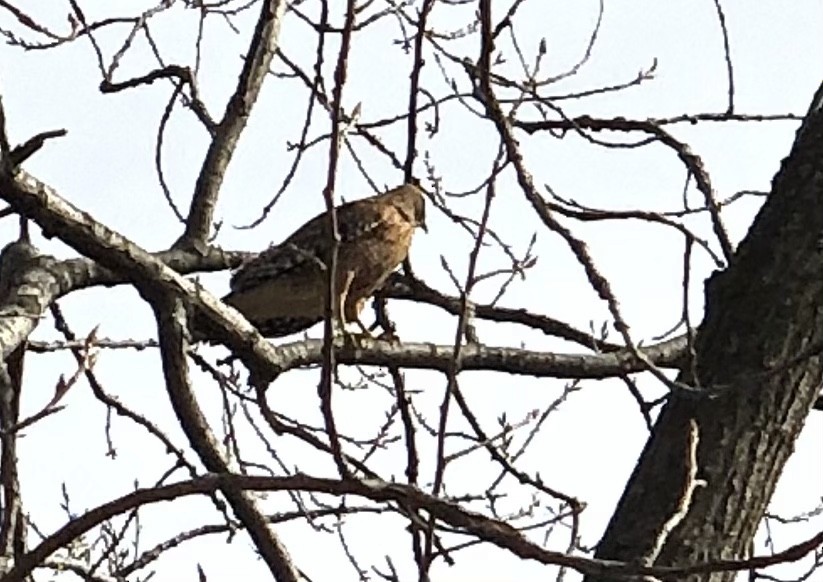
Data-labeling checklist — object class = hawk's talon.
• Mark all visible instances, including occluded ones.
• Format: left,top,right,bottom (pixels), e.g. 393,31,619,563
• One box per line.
375,327,399,343
335,327,370,349
353,318,374,338
327,319,367,345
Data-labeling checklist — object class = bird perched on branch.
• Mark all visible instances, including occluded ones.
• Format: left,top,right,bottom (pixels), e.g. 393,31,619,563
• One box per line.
191,183,426,342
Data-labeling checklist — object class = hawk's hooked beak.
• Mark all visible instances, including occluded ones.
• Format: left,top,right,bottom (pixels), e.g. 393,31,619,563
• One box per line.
419,219,428,233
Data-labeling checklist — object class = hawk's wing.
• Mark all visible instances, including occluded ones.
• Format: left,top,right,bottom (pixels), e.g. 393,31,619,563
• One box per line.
229,197,388,293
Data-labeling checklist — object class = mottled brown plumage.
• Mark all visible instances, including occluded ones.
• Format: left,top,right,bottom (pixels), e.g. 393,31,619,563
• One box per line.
193,184,426,341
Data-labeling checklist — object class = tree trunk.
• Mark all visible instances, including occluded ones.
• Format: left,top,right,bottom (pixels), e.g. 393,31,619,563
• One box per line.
588,86,823,581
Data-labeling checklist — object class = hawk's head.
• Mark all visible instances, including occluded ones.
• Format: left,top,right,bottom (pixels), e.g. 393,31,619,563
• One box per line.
389,183,427,232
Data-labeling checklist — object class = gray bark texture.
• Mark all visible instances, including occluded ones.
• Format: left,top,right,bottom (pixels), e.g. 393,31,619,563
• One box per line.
588,87,823,581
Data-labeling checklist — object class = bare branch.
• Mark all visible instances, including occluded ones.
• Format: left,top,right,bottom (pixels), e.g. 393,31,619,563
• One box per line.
268,334,686,381
151,293,300,582
177,0,288,248
4,473,822,582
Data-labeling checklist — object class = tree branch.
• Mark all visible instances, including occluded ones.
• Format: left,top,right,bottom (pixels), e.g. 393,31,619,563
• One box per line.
0,169,282,382
0,238,245,363
589,78,823,580
4,473,821,582
151,293,299,582
0,168,688,388
177,0,288,248
379,272,624,352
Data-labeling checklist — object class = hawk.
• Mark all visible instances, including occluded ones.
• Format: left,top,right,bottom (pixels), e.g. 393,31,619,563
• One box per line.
192,184,426,341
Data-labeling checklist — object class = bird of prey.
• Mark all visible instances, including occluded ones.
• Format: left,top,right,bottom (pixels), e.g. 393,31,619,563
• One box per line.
192,183,426,341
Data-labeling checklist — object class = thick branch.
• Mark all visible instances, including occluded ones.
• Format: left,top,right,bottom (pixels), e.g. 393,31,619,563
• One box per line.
0,241,33,565
0,241,245,362
271,334,685,380
151,294,299,582
0,169,282,381
590,86,823,580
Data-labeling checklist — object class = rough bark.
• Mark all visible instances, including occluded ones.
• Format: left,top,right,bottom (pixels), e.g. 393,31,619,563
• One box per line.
588,88,823,580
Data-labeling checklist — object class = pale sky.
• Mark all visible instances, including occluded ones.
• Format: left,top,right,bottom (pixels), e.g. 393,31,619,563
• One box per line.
0,1,821,580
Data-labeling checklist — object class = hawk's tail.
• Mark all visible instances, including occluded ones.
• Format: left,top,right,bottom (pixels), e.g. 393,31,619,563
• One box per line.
186,304,223,345
187,304,322,344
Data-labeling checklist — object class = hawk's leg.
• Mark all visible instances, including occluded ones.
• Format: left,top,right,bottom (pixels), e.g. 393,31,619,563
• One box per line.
335,269,356,339
345,296,374,340
335,273,373,345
